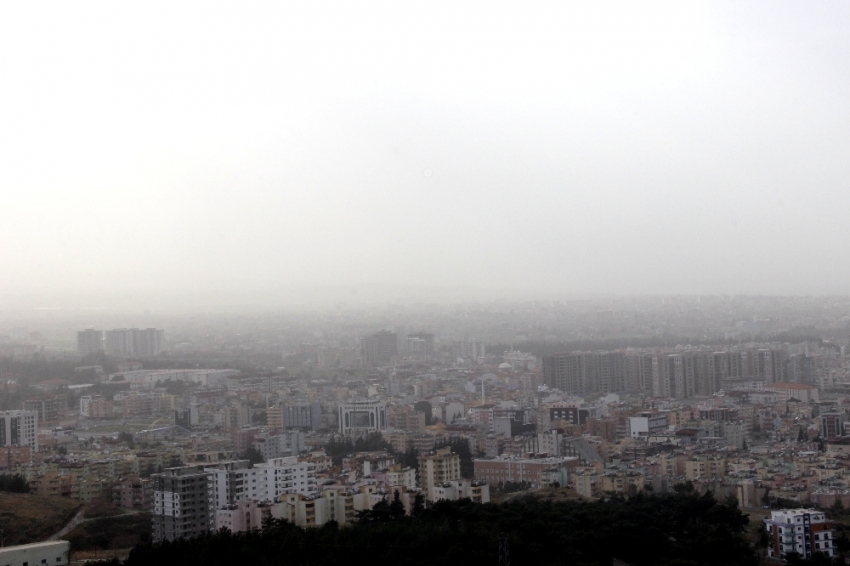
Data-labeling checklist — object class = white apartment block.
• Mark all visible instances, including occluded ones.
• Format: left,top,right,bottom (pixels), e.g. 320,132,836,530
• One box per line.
205,461,263,519
0,410,38,451
254,457,318,499
765,509,835,560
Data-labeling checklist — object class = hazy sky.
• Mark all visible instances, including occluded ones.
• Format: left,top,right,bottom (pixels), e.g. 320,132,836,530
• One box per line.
2,1,849,308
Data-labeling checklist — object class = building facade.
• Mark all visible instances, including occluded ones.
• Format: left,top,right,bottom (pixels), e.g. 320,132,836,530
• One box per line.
338,400,387,437
0,410,38,451
152,466,212,542
418,447,461,502
76,329,103,356
765,509,835,560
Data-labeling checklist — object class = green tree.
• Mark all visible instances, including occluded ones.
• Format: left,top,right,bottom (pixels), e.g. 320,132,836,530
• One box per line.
240,447,265,466
434,438,477,479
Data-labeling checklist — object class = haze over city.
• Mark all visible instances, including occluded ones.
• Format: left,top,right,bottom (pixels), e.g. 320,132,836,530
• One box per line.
2,1,850,312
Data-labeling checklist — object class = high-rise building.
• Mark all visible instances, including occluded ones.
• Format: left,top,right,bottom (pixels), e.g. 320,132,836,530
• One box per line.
281,402,322,431
205,460,262,529
360,331,397,365
105,328,164,357
407,332,435,357
453,340,486,362
152,466,211,542
76,329,103,356
0,411,38,451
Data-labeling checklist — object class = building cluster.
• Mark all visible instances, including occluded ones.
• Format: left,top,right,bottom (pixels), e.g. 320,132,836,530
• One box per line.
77,328,165,357
543,344,829,398
9,318,850,565
150,444,489,543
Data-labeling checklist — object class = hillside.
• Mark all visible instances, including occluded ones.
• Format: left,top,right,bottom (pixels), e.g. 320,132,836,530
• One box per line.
0,492,81,545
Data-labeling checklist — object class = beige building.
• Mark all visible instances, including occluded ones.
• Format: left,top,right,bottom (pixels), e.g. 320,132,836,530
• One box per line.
684,457,726,480
418,447,461,501
601,471,645,494
573,471,598,498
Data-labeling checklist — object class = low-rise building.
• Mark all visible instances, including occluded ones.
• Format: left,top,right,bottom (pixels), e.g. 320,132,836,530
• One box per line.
432,480,489,503
0,541,70,566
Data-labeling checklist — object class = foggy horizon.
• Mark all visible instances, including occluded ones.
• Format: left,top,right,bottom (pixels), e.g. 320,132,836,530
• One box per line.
3,1,850,310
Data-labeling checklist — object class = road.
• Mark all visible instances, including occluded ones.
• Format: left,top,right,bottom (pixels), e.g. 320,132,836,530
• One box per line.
50,508,85,541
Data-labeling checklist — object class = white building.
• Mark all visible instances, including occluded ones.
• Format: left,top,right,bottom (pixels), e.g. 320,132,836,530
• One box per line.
0,410,38,451
0,540,69,566
628,414,668,439
254,456,318,499
765,509,835,560
432,480,490,503
205,460,263,521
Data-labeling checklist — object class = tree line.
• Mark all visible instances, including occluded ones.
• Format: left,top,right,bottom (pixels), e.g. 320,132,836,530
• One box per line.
116,491,757,566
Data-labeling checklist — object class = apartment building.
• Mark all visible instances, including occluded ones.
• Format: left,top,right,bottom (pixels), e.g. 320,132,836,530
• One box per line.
765,509,835,560
152,466,212,542
206,460,262,511
684,457,727,480
418,447,461,501
22,396,67,425
473,456,578,488
433,480,490,503
105,328,164,357
76,329,103,356
0,410,38,451
360,331,397,365
254,456,318,499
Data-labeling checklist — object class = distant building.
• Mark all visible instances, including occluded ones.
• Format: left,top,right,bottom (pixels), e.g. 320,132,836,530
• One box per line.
281,402,322,431
628,413,668,439
473,456,578,487
406,332,435,357
821,412,846,440
338,400,387,437
0,410,38,451
433,480,489,503
23,395,66,425
453,341,486,362
105,328,164,357
112,475,152,510
360,331,397,365
765,509,835,560
766,383,819,403
76,329,103,356
152,466,212,542
418,447,461,502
